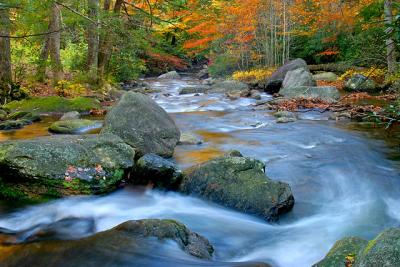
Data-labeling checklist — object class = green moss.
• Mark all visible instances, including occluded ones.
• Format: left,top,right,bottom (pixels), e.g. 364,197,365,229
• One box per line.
4,96,100,114
363,237,378,254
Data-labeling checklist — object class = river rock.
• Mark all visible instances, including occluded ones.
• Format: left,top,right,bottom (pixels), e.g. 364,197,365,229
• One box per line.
49,119,103,134
0,134,135,198
0,111,41,130
180,155,295,221
197,68,209,79
179,85,211,95
0,109,7,121
101,92,180,158
60,111,80,121
279,86,340,103
274,111,297,123
0,219,214,267
313,72,338,82
313,237,368,267
209,80,249,93
282,68,316,89
158,71,181,79
179,132,203,145
133,153,183,189
314,228,400,267
261,58,308,93
344,74,377,92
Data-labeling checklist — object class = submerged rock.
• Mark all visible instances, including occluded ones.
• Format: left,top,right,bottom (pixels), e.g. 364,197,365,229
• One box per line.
178,132,203,145
101,92,180,158
279,86,340,103
261,58,308,93
180,155,294,221
282,68,316,89
179,85,211,95
0,219,214,267
133,153,183,189
314,228,400,267
158,71,181,79
0,134,135,199
49,119,103,134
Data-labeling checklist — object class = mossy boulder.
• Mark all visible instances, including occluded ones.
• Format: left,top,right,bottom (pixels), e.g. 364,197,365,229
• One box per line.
279,86,340,103
133,153,183,189
0,134,135,199
4,96,100,114
49,119,103,134
0,219,214,266
314,228,400,267
101,92,180,158
344,74,377,93
0,111,41,130
180,154,294,221
313,237,368,267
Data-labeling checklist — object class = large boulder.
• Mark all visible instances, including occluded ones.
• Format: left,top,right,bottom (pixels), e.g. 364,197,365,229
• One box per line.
133,153,183,189
49,119,103,134
313,72,338,82
101,92,180,158
314,228,400,267
0,134,135,199
158,71,181,79
261,58,308,93
282,68,316,89
179,154,294,221
209,80,249,93
344,74,377,92
279,86,340,103
0,219,214,267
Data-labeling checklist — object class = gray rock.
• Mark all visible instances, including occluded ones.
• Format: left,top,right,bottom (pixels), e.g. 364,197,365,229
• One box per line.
282,68,316,89
0,134,135,196
179,132,203,145
49,119,103,134
274,111,297,123
279,86,340,103
313,72,338,82
0,219,215,266
209,80,249,93
179,85,211,95
180,155,294,221
197,68,209,79
158,71,181,79
101,92,180,158
344,74,377,92
60,111,80,121
133,153,182,189
261,58,308,93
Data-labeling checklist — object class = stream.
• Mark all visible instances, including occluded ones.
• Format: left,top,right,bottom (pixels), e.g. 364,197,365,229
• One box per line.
0,75,399,267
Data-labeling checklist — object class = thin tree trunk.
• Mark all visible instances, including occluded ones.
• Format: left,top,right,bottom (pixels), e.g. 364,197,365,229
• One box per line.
384,0,396,74
49,3,63,83
98,0,123,77
0,6,12,102
37,36,50,82
87,0,99,82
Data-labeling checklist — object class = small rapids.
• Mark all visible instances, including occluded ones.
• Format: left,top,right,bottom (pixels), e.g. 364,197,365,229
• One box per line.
0,76,399,267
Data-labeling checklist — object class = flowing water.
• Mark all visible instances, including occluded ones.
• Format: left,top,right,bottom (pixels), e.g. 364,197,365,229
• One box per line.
0,76,399,266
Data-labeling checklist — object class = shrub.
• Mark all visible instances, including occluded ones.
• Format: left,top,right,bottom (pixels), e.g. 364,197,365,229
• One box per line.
232,67,276,84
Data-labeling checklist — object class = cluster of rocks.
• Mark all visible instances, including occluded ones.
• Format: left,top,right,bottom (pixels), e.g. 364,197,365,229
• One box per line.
0,110,41,130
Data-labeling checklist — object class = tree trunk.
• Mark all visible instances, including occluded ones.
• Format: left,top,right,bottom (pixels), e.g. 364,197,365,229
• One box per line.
384,0,396,74
0,6,12,102
98,0,123,78
87,0,99,82
37,36,50,82
49,3,63,83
